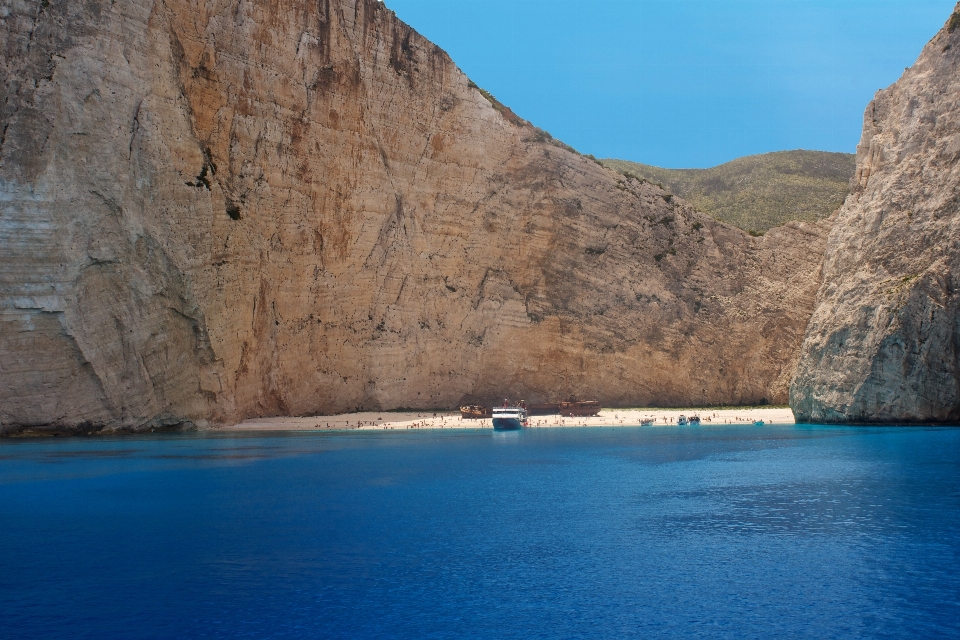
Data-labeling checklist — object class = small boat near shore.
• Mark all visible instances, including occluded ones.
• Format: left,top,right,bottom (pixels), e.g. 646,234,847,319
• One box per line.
492,406,527,431
677,415,689,426
689,415,701,425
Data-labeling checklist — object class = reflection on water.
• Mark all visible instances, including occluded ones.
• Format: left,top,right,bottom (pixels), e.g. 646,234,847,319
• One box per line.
1,425,959,639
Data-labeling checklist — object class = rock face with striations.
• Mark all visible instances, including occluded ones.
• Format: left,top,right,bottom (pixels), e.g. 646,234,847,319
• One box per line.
791,6,960,423
0,0,828,434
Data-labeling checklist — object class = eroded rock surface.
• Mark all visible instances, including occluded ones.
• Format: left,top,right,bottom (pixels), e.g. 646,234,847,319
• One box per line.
791,5,960,423
0,0,828,433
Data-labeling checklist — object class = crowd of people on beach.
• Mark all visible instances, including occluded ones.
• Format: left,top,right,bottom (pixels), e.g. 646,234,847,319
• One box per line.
346,411,776,430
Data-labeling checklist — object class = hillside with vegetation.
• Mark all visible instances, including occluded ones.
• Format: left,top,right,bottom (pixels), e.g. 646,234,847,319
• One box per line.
601,150,855,234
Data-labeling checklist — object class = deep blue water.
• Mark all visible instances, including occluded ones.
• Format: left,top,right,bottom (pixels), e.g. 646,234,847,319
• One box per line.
2,425,960,639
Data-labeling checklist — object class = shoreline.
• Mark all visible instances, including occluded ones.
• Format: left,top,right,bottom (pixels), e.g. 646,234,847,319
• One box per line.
212,407,796,432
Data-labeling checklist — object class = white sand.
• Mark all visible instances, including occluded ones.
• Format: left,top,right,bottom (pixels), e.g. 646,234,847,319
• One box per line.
213,407,795,432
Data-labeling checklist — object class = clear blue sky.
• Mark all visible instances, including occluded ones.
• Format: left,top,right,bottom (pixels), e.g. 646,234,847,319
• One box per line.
386,0,956,168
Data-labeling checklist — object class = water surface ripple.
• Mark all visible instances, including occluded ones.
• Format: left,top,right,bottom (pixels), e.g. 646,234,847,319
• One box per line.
1,425,959,639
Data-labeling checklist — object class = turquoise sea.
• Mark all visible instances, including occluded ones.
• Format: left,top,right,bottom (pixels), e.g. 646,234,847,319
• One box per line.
2,424,959,639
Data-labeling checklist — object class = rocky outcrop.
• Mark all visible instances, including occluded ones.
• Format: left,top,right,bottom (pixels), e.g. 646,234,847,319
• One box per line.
0,0,828,434
791,5,960,423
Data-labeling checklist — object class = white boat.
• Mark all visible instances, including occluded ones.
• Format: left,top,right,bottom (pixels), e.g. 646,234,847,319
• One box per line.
492,406,526,431
677,415,689,426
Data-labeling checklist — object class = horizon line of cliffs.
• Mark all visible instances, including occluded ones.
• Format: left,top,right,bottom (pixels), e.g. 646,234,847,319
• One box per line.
0,0,957,434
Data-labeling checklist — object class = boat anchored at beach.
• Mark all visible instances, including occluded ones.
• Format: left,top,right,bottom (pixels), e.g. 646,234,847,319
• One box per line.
492,404,527,431
460,397,596,424
677,415,689,426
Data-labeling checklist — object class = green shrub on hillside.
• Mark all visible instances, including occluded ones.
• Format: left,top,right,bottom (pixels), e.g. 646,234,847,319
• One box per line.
467,80,526,127
948,11,960,32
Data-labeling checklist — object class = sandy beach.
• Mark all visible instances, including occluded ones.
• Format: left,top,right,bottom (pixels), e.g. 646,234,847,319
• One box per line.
213,407,795,432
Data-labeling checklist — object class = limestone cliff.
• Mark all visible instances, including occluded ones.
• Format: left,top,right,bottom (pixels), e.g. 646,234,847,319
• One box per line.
791,5,960,423
0,0,828,434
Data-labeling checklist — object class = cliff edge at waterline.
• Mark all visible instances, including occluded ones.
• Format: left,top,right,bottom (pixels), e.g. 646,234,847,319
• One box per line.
791,5,960,424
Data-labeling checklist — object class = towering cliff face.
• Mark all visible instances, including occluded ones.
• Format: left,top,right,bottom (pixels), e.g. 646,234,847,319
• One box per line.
791,6,960,424
0,0,828,434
